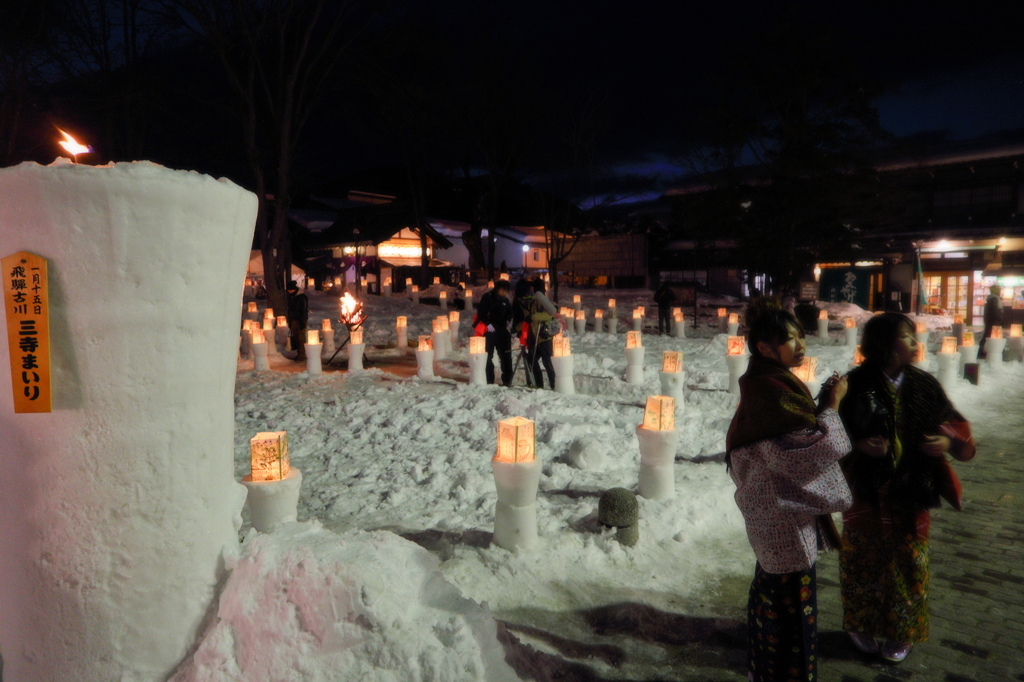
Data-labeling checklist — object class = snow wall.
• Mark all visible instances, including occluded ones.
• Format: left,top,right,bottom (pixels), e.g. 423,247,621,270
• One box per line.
0,161,257,680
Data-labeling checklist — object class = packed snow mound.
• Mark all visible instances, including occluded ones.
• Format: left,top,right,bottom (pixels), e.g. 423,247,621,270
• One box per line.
173,523,517,682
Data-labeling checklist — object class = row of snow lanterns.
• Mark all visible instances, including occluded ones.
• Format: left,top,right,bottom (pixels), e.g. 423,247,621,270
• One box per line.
492,390,679,550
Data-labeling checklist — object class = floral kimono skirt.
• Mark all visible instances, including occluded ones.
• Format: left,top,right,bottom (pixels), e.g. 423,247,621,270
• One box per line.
748,563,817,682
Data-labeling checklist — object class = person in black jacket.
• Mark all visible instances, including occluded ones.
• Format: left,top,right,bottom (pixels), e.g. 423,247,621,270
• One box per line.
286,280,309,362
979,284,1003,358
654,282,676,334
477,280,513,386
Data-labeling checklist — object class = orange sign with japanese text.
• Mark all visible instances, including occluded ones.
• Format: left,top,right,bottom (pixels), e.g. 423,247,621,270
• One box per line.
3,252,51,412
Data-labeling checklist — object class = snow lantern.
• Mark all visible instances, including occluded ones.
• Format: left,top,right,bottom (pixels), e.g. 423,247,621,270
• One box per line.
397,315,407,328
553,335,570,357
449,310,459,322
853,345,865,365
247,302,257,313
954,314,965,324
496,417,535,464
942,337,958,354
412,284,419,293
642,395,676,431
662,350,683,373
432,318,444,333
844,317,856,328
322,319,333,332
264,308,275,321
916,321,926,334
718,308,727,319
405,278,413,287
992,326,1003,339
608,298,616,310
469,336,486,354
575,309,585,320
306,330,319,345
915,342,927,364
727,336,745,355
962,331,975,347
250,431,290,482
350,328,363,345
626,330,642,348
1011,324,1023,337
595,309,604,319
418,335,433,351
433,277,441,285
729,312,739,324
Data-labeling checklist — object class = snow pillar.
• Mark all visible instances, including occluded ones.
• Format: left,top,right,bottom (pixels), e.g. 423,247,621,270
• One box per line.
0,161,256,681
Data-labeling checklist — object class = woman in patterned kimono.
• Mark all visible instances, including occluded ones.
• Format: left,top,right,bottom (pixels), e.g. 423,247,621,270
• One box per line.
727,298,852,682
838,313,975,663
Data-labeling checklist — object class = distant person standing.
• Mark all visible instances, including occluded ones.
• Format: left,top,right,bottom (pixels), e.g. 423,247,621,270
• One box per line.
286,280,309,362
476,280,513,386
525,278,563,389
654,282,675,334
979,284,1003,358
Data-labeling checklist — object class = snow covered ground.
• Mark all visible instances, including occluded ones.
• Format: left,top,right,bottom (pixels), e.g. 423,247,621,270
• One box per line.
182,286,1018,681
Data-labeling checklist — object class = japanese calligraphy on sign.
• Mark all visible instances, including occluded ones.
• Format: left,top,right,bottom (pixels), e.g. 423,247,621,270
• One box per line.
2,252,51,412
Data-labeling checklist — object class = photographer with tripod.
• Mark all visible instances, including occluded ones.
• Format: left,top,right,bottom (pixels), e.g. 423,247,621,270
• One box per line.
475,279,513,386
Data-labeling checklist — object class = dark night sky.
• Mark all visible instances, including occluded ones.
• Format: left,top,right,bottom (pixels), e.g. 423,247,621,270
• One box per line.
334,0,1024,206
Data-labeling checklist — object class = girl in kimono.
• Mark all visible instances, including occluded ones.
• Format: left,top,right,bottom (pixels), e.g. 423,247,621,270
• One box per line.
726,299,852,682
838,313,975,663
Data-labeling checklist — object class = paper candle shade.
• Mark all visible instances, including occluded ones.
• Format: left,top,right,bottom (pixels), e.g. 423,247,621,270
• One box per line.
844,317,856,329
350,329,363,345
961,332,975,347
487,281,494,289
573,295,581,304
954,314,964,324
941,337,958,353
991,326,1003,339
396,316,407,328
626,331,642,348
306,330,319,345
264,309,275,320
384,277,391,286
262,319,273,332
608,299,616,309
553,335,570,357
642,396,676,431
469,336,486,354
439,317,449,331
633,308,642,319
433,277,440,285
251,329,265,344
1011,324,1022,338
418,335,432,350
405,278,412,287
915,343,927,363
360,278,367,287
322,319,333,331
495,417,535,463
854,345,865,365
575,309,585,320
595,310,604,319
432,319,443,333
247,302,257,313
915,322,926,334
276,316,287,327
673,312,683,322
449,311,459,322
662,350,683,373
727,336,745,355
728,313,739,324
792,356,817,382
672,307,681,317
250,431,290,482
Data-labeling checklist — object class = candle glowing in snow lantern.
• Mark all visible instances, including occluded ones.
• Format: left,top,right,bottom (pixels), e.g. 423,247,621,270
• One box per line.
412,284,419,293
853,345,865,365
466,289,473,302
1011,324,1022,338
264,309,275,321
992,326,1003,339
663,351,683,373
433,277,440,285
252,328,265,344
915,321,926,334
405,278,412,287
626,330,642,348
487,281,494,289
319,320,331,334
718,308,727,319
674,312,683,323
642,395,676,431
915,343,927,363
350,329,363,345
469,336,486,354
573,295,581,305
792,356,817,383
633,308,642,319
360,277,367,288
449,311,459,323
727,336,745,355
954,314,964,324
250,431,289,482
941,337,958,354
608,299,616,309
276,315,287,327
553,335,570,357
499,272,510,281
961,331,975,347
306,330,319,345
418,335,432,351
495,417,535,463
384,277,391,287
440,291,447,301
432,318,443,334
247,302,257,313
844,317,856,328
575,309,585,320
595,309,604,319
729,313,739,325
818,309,828,321
262,319,273,333
396,316,407,328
